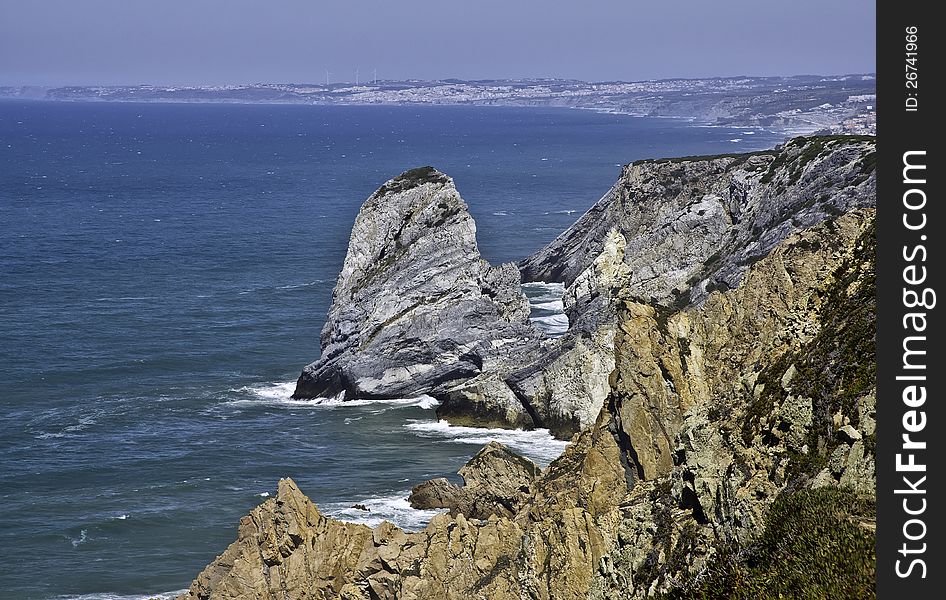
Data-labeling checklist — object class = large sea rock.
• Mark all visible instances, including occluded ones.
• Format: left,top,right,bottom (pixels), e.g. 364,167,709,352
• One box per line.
293,167,540,401
408,441,541,519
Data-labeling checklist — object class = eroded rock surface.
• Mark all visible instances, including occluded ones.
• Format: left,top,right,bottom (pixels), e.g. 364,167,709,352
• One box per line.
521,136,876,310
409,441,541,519
293,167,540,401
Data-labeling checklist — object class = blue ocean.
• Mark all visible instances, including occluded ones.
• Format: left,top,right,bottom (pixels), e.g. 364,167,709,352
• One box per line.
0,100,784,599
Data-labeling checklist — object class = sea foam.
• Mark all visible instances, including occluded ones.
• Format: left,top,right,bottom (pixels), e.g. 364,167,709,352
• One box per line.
232,382,439,410
405,420,568,466
321,492,446,531
57,590,187,600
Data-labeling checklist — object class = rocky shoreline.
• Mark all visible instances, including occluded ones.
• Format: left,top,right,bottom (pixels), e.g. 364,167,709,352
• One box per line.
178,135,876,599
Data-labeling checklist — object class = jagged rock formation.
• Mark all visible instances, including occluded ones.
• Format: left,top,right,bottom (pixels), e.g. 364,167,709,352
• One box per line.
591,209,877,598
293,167,540,401
408,441,541,519
180,426,629,600
444,136,877,438
183,138,877,599
520,135,875,310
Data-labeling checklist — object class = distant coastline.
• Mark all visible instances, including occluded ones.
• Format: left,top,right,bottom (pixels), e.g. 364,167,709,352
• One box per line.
0,74,876,135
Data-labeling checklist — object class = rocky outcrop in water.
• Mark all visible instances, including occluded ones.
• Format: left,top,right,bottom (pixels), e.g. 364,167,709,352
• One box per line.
492,135,876,438
408,441,541,519
439,136,877,439
293,167,540,402
183,137,877,599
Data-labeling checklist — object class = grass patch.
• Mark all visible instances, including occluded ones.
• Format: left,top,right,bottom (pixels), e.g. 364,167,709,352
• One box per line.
633,149,778,167
375,166,448,196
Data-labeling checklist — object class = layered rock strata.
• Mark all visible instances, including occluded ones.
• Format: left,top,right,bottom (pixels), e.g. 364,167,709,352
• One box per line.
521,135,876,309
446,136,877,438
293,167,540,401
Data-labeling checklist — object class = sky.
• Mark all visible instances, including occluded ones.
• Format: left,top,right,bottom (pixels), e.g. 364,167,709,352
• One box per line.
0,0,876,86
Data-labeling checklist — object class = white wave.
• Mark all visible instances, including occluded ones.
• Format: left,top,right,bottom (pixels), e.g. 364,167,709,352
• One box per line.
93,296,155,302
522,281,565,292
742,131,757,135
728,138,743,142
492,211,509,216
231,383,439,410
321,491,446,531
405,420,568,466
55,590,187,600
530,313,569,326
530,300,565,312
318,394,440,409
64,416,97,432
522,282,568,337
70,530,88,548
529,313,569,335
239,381,297,401
522,281,565,302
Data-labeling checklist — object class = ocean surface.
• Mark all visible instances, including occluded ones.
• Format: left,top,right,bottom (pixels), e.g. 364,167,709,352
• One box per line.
0,100,784,599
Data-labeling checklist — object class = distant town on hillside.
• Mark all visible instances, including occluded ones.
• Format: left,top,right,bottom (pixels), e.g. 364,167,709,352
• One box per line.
1,74,876,135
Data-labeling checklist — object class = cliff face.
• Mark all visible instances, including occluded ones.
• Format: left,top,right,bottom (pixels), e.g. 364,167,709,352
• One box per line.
293,166,540,401
182,137,876,599
592,209,876,598
492,135,876,439
520,135,875,309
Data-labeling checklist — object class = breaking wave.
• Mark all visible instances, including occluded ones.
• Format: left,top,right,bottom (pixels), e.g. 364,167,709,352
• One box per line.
404,420,568,466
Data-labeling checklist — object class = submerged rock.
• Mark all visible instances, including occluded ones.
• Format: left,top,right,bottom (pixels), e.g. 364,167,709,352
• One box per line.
293,167,540,402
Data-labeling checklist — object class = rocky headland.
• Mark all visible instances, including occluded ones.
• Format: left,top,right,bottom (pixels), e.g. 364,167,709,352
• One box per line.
179,135,876,599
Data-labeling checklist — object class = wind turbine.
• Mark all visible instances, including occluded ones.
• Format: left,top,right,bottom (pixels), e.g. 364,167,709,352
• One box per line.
324,69,332,86
355,68,360,85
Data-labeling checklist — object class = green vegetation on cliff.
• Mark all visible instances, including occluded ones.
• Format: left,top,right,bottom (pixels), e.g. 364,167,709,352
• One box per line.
662,487,875,600
743,217,876,483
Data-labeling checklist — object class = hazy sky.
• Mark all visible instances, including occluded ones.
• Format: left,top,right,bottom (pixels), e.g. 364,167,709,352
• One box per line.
1,0,875,86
